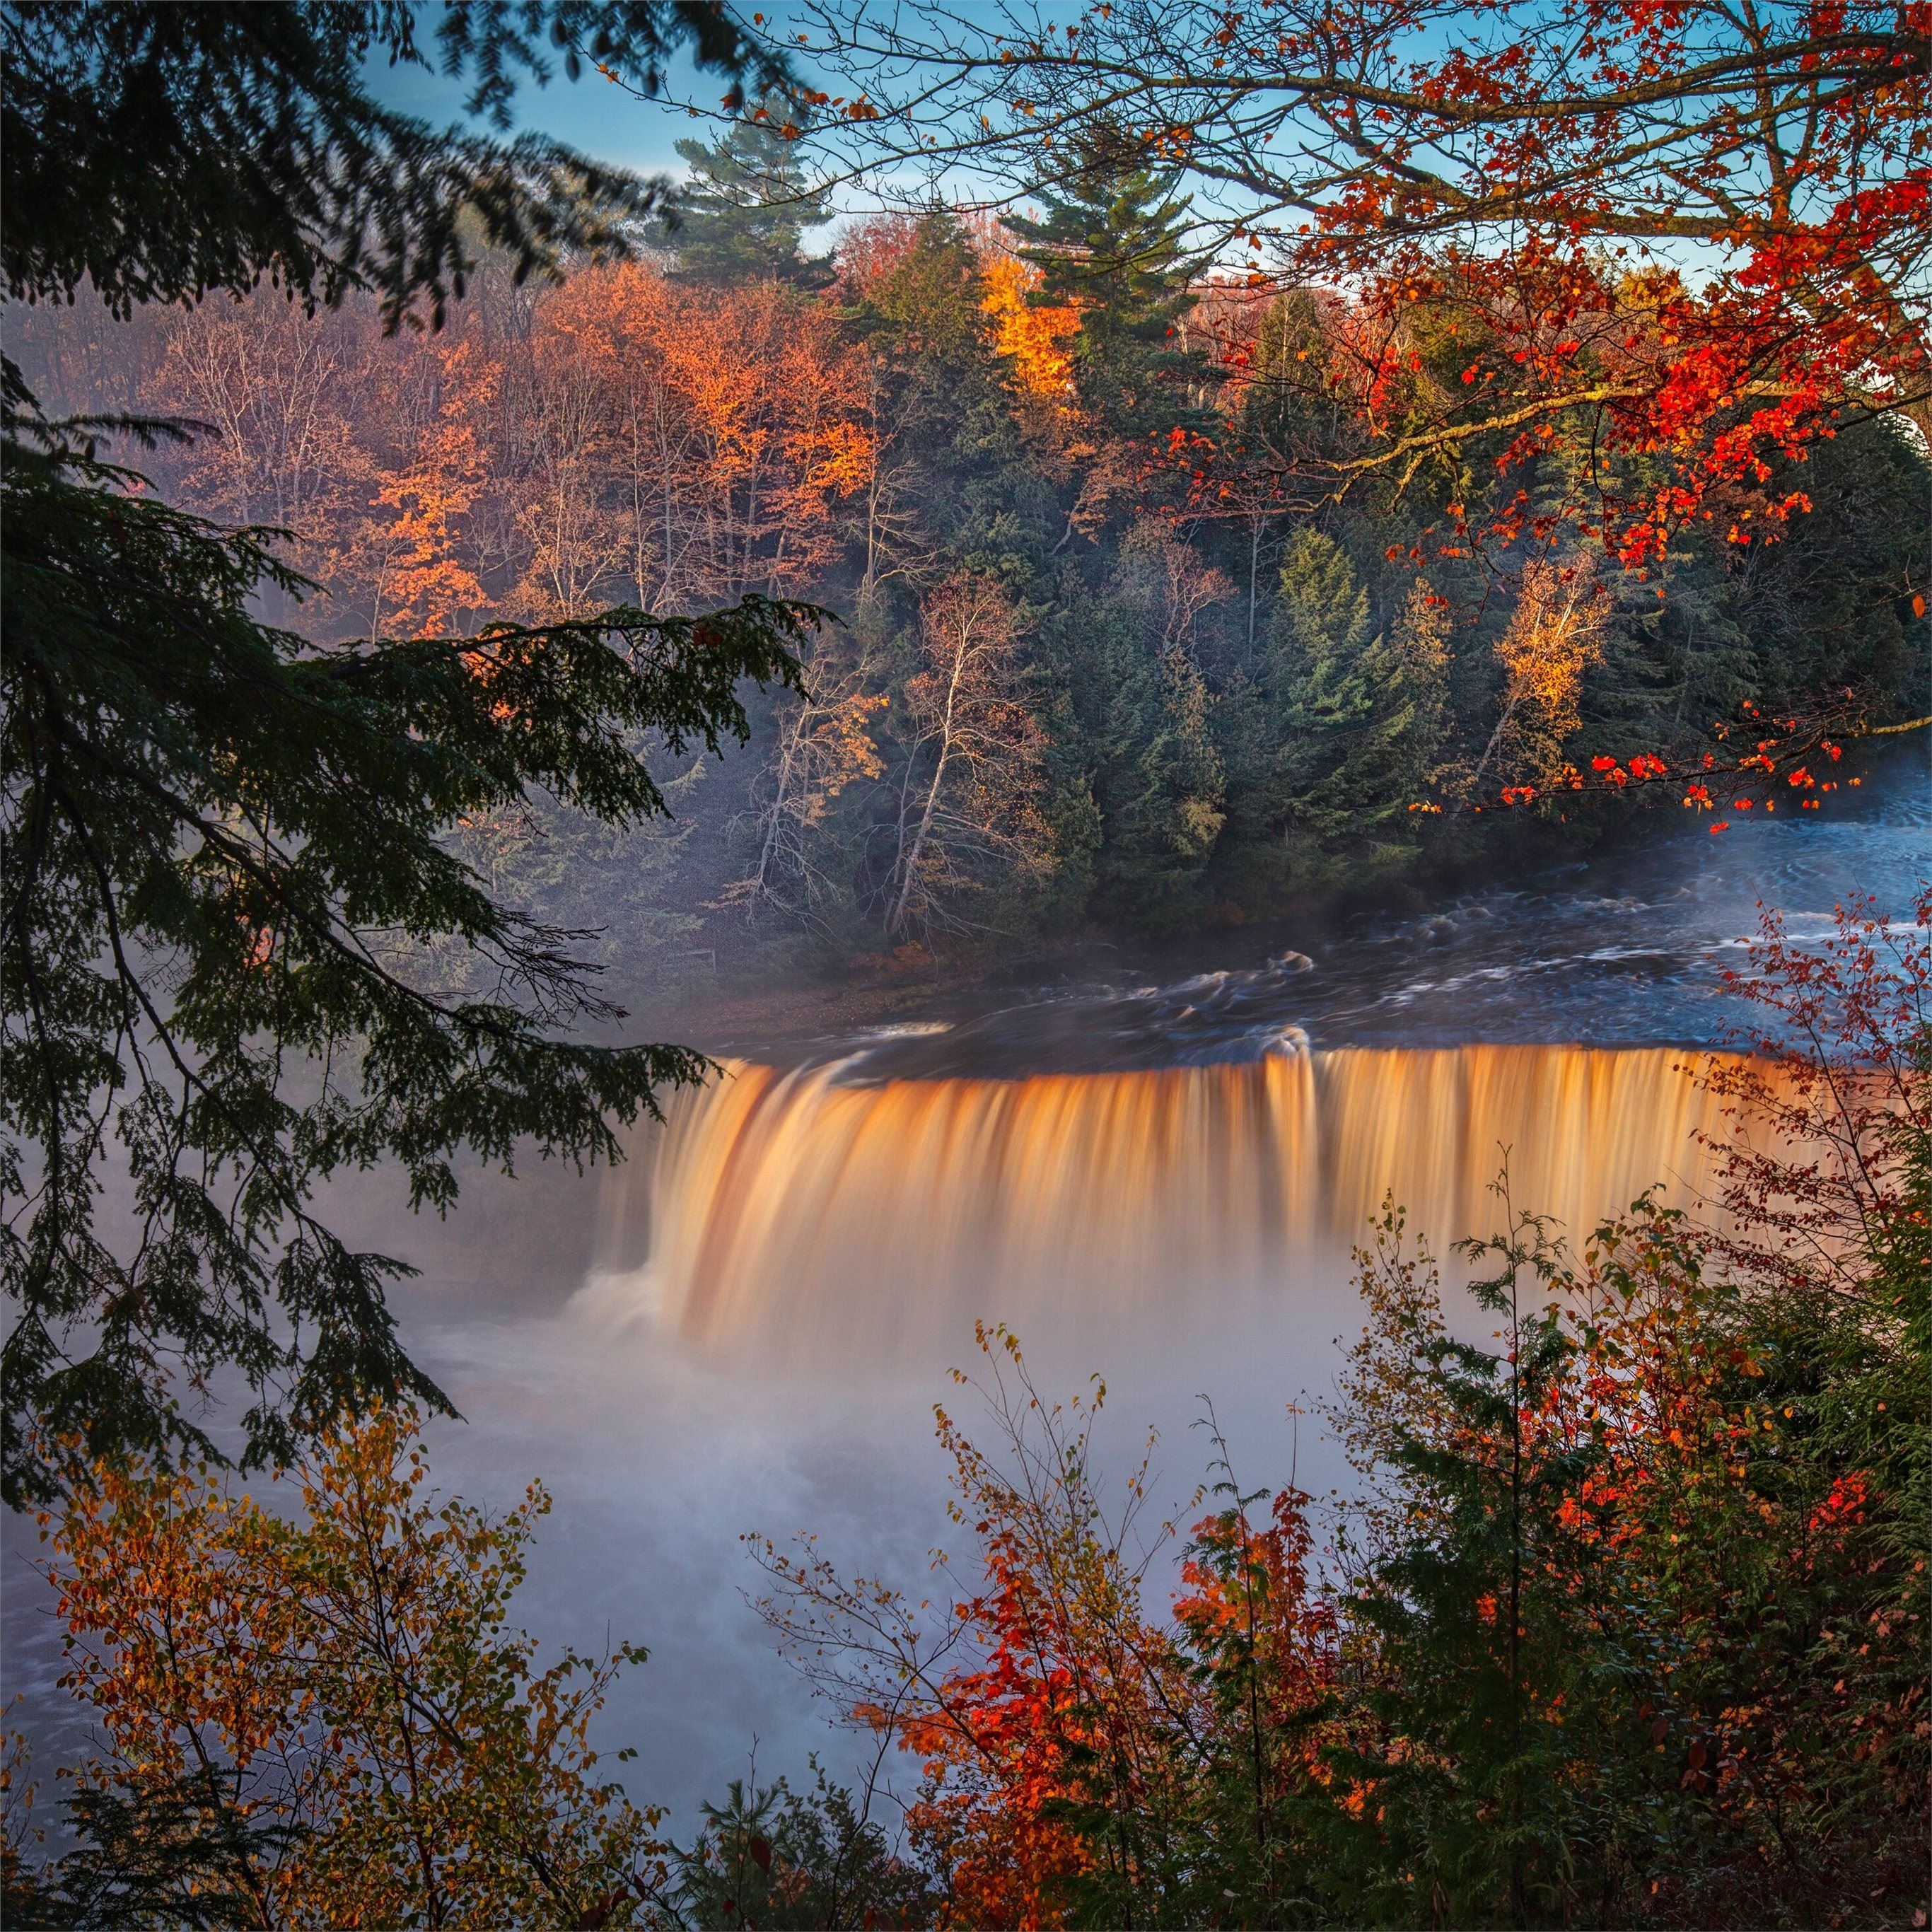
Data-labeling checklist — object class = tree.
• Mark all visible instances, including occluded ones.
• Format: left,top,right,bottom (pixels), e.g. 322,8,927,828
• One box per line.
1070,518,1232,926
661,1769,938,1929
723,639,889,926
978,248,1081,406
533,262,874,612
1327,1190,1635,1928
359,338,499,639
752,1326,1192,1931
664,101,835,287
1247,532,1450,879
2,407,817,1501
1004,136,1209,443
888,575,1053,939
1728,415,1932,702
1472,554,1608,793
504,309,633,622
144,291,366,614
1,2,819,1501
848,209,1069,586
1214,288,1355,653
9,1407,663,1928
1239,290,1342,468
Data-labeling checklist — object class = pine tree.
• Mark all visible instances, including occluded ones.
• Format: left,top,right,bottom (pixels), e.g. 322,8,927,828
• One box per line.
1266,528,1373,700
1003,136,1209,438
856,211,998,373
1037,516,1234,928
1262,533,1448,878
1068,605,1228,929
663,101,832,286
1326,1199,1636,1928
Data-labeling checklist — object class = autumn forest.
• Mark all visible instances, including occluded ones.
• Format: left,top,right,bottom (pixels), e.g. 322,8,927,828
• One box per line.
2,3,1929,1929
13,129,1924,977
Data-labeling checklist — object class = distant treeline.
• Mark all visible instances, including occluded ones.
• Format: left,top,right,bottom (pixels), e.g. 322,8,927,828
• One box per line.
14,124,1926,971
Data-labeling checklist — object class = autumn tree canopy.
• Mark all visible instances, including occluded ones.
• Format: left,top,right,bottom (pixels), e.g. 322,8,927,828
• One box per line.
798,0,1932,558
8,1409,664,1927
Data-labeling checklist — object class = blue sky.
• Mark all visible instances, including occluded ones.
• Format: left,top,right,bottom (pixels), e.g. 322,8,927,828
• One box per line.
358,1,874,184
359,4,1016,219
363,37,723,178
359,4,972,235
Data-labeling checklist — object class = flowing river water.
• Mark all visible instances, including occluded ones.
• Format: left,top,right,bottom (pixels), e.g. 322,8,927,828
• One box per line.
6,750,1927,1827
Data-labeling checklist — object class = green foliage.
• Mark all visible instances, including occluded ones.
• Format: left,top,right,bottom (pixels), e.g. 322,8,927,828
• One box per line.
1320,1159,1932,1928
853,212,1056,583
1057,547,1229,929
1233,534,1448,885
1269,528,1373,688
3,1770,307,1931
1733,414,1931,702
665,1768,936,1929
665,102,833,286
1329,1197,1639,1926
1241,289,1349,464
858,214,998,376
0,400,815,1502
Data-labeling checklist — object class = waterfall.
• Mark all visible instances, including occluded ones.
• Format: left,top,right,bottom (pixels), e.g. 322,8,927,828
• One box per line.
581,1045,1752,1364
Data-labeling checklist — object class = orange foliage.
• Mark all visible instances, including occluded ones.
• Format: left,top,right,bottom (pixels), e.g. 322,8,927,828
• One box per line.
979,253,1079,402
139,262,879,633
363,339,496,636
1473,555,1609,789
755,1327,1187,1930
542,264,875,610
35,1409,660,1926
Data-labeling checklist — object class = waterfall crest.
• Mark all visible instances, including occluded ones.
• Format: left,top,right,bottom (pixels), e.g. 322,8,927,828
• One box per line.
582,1045,1750,1362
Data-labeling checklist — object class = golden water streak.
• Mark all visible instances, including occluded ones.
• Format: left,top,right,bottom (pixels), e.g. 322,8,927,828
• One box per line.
592,1046,1749,1358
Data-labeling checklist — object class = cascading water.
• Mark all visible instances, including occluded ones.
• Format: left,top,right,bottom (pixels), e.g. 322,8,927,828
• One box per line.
581,1044,1752,1363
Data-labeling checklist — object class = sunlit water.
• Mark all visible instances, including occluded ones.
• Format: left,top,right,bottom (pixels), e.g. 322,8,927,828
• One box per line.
5,745,1926,1828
